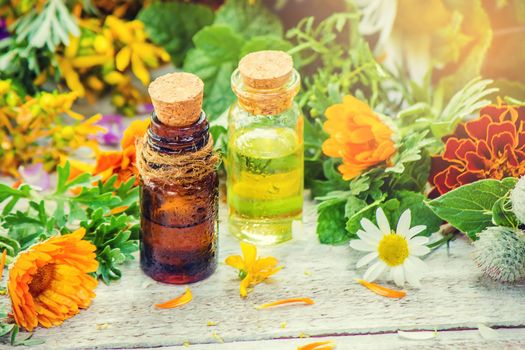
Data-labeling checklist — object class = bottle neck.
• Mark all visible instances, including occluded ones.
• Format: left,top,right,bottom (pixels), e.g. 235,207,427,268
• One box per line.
231,69,300,116
147,112,209,154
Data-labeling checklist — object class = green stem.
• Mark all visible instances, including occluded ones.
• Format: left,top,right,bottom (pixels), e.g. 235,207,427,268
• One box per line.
427,232,456,251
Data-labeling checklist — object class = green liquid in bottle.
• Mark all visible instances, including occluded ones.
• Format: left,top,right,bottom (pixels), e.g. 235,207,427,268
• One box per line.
227,126,303,245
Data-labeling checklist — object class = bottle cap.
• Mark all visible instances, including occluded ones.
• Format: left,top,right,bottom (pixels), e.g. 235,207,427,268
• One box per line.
238,50,293,89
148,72,204,127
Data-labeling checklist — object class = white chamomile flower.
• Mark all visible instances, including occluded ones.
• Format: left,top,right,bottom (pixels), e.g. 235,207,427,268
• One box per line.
350,207,430,288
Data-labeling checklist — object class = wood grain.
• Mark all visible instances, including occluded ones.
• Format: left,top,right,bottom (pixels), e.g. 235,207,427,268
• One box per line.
4,198,525,349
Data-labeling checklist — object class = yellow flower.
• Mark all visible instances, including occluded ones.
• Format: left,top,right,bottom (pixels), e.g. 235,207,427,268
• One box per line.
322,96,396,180
8,228,98,331
57,19,115,97
225,242,282,298
106,15,170,86
54,114,105,153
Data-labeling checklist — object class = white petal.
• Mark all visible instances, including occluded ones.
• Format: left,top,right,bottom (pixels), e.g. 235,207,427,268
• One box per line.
398,331,437,340
356,252,378,268
350,239,375,252
477,324,499,339
407,225,426,239
410,245,431,257
396,209,411,237
404,264,422,288
376,207,391,234
363,261,387,282
360,218,382,238
392,266,405,287
357,229,381,245
409,236,429,247
406,256,427,273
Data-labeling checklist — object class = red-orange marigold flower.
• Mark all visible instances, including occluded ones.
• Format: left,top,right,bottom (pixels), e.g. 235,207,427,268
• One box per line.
322,96,396,180
430,104,525,196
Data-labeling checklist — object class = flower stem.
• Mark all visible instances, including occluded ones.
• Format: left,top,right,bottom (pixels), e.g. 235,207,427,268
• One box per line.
427,230,456,251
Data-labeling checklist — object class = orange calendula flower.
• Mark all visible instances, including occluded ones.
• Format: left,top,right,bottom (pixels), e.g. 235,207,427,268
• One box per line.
255,297,314,309
322,96,396,180
225,242,282,298
93,118,150,186
8,228,98,331
155,288,193,309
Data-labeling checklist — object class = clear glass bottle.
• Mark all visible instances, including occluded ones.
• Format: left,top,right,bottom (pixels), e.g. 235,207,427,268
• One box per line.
227,50,303,245
139,73,218,284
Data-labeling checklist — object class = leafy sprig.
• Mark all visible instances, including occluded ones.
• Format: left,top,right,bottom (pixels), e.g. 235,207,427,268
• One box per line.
0,163,140,283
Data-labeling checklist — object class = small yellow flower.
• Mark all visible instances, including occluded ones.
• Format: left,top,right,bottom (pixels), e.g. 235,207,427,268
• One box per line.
106,15,170,86
225,242,282,298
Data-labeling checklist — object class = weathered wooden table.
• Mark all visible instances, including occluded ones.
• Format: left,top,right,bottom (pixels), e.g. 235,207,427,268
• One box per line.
17,196,524,350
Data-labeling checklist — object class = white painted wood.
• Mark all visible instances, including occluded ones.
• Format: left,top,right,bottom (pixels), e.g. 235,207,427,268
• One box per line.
8,197,523,350
139,328,525,350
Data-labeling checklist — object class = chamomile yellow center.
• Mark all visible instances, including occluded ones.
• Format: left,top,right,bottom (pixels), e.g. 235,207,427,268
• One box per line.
378,233,409,266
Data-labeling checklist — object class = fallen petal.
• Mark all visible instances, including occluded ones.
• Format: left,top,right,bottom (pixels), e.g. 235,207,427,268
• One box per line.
356,279,406,299
255,297,314,310
297,340,336,350
155,288,192,309
477,324,499,339
398,330,437,340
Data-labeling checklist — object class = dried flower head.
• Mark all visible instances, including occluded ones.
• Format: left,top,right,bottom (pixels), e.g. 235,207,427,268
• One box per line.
510,176,525,225
473,226,525,283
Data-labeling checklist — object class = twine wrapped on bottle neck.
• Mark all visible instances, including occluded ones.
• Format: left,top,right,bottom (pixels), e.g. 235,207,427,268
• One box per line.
136,135,219,187
136,72,219,188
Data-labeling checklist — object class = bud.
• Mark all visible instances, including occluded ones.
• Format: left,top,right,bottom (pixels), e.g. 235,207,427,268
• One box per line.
510,176,525,224
473,226,525,283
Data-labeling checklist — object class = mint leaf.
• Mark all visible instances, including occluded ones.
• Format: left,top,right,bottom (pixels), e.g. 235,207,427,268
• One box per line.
138,2,213,66
317,201,349,244
240,35,293,58
426,178,518,239
215,0,283,39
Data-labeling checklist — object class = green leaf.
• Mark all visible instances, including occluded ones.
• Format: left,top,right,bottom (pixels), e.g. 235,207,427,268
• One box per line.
240,35,293,58
436,0,493,102
214,0,283,39
426,178,518,240
345,195,386,236
138,1,214,66
492,196,519,228
184,25,243,119
317,201,349,244
395,191,442,236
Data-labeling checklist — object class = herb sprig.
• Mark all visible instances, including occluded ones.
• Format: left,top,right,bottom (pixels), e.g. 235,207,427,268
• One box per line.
0,162,140,284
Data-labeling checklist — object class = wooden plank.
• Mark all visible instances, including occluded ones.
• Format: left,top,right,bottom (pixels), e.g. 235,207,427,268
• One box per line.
143,328,525,350
7,198,525,349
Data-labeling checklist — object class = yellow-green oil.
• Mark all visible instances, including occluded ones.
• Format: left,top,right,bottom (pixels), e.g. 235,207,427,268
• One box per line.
227,126,303,244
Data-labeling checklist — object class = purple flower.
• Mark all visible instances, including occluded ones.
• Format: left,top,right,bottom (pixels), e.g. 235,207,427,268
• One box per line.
95,114,125,145
137,103,154,115
19,163,51,191
0,18,9,40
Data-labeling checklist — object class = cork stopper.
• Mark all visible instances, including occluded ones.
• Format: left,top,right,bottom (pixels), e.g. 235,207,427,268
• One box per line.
238,50,293,89
148,72,204,127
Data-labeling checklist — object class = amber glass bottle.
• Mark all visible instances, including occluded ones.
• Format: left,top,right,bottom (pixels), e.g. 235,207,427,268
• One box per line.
138,73,218,284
